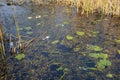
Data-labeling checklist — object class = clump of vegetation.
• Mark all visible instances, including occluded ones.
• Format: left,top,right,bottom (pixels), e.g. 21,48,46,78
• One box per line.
89,53,108,59
15,53,25,60
87,45,103,51
76,31,85,36
96,59,112,71
66,35,73,40
117,50,120,54
52,40,59,44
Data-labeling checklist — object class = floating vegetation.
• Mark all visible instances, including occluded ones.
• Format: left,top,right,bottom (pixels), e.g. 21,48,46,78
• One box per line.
115,39,120,43
96,59,112,71
74,47,80,52
26,31,33,35
25,27,32,31
15,53,25,60
76,31,85,36
87,45,103,51
117,50,120,54
36,23,41,26
57,66,64,71
106,73,113,78
66,35,73,40
18,28,23,31
63,21,69,25
52,40,59,44
89,53,108,59
88,31,99,37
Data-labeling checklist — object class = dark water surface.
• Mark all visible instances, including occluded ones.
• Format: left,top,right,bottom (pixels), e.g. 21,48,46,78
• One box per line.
0,2,120,80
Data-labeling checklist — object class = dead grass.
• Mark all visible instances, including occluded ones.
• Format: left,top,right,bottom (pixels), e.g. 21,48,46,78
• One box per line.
30,0,120,16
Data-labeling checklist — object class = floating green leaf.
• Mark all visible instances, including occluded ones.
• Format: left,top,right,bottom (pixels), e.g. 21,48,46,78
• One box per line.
25,27,32,31
18,28,23,31
74,47,80,52
15,53,25,60
106,73,113,78
26,31,33,35
89,53,108,59
76,31,85,36
117,50,120,54
51,40,59,44
96,59,111,71
66,35,73,40
87,45,103,51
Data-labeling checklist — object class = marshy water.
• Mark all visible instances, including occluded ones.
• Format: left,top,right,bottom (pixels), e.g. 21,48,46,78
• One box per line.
0,1,120,80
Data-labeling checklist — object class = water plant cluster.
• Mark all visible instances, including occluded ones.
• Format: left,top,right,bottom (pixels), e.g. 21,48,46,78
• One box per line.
87,45,112,71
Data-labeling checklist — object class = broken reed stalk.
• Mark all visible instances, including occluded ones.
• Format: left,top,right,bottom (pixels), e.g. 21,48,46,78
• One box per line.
0,22,6,60
12,6,23,51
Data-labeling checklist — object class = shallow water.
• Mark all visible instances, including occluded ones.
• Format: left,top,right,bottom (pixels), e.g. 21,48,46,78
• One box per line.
0,2,120,80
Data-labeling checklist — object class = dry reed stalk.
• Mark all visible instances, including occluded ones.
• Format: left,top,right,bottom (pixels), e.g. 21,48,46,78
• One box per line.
0,22,6,60
12,6,23,51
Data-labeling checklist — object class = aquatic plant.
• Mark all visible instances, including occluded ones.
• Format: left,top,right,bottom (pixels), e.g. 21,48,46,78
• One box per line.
106,73,113,78
18,28,23,31
96,59,111,71
76,31,85,36
73,47,80,52
52,40,59,44
66,35,73,40
15,53,25,60
115,39,120,43
117,50,120,54
87,45,103,51
26,31,33,35
25,27,32,31
89,53,108,59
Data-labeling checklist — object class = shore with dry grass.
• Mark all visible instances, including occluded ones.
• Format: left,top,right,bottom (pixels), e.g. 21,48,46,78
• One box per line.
31,0,120,16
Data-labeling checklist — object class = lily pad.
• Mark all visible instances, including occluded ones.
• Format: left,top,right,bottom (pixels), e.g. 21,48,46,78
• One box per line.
25,27,32,31
15,53,25,60
52,40,59,44
96,59,111,71
66,35,73,40
89,53,108,59
26,32,33,35
76,31,85,36
87,45,103,51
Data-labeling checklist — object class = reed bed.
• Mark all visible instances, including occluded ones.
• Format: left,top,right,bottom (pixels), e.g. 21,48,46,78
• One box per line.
31,0,120,16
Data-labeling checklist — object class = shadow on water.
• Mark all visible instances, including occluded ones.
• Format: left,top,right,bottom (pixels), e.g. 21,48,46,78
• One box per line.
0,1,120,80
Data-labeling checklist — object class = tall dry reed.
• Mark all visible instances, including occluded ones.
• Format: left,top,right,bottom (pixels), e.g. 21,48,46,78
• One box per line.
30,0,120,16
